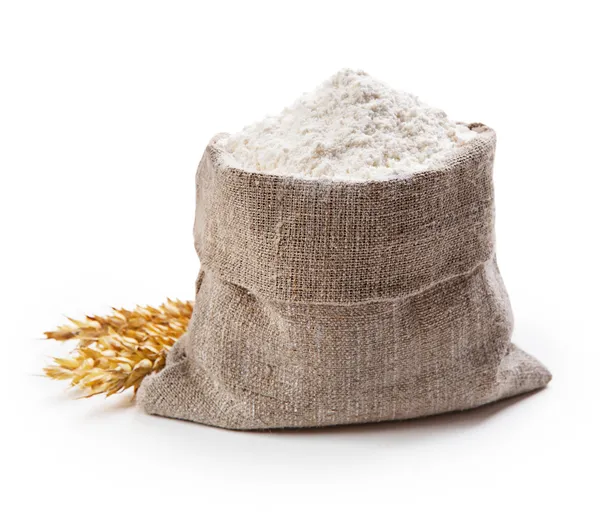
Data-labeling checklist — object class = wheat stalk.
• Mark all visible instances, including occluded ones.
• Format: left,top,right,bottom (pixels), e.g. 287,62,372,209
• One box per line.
44,299,193,397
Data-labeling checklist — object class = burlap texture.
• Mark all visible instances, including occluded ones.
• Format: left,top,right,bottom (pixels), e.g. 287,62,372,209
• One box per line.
138,124,551,429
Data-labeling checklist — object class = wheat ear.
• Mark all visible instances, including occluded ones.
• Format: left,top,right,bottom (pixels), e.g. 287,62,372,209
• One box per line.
44,299,193,397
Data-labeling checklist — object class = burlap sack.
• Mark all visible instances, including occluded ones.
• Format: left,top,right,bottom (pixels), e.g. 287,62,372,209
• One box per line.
138,124,551,429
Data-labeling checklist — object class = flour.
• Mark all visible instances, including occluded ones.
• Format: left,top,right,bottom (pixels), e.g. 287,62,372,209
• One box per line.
218,69,478,181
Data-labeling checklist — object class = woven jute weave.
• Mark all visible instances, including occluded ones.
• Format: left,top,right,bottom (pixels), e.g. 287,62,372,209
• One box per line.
138,124,551,430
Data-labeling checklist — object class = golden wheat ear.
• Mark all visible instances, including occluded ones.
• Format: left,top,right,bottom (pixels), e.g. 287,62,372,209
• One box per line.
44,299,193,397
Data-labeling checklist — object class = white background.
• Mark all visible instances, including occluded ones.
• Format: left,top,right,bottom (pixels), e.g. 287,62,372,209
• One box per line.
2,1,598,525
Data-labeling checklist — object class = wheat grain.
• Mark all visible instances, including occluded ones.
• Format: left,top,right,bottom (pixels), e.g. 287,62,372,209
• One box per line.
44,299,193,397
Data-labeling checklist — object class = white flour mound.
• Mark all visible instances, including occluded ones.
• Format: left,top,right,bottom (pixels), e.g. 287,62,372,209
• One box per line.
218,69,478,181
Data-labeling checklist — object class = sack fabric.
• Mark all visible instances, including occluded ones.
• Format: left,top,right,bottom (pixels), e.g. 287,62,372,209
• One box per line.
138,124,551,430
